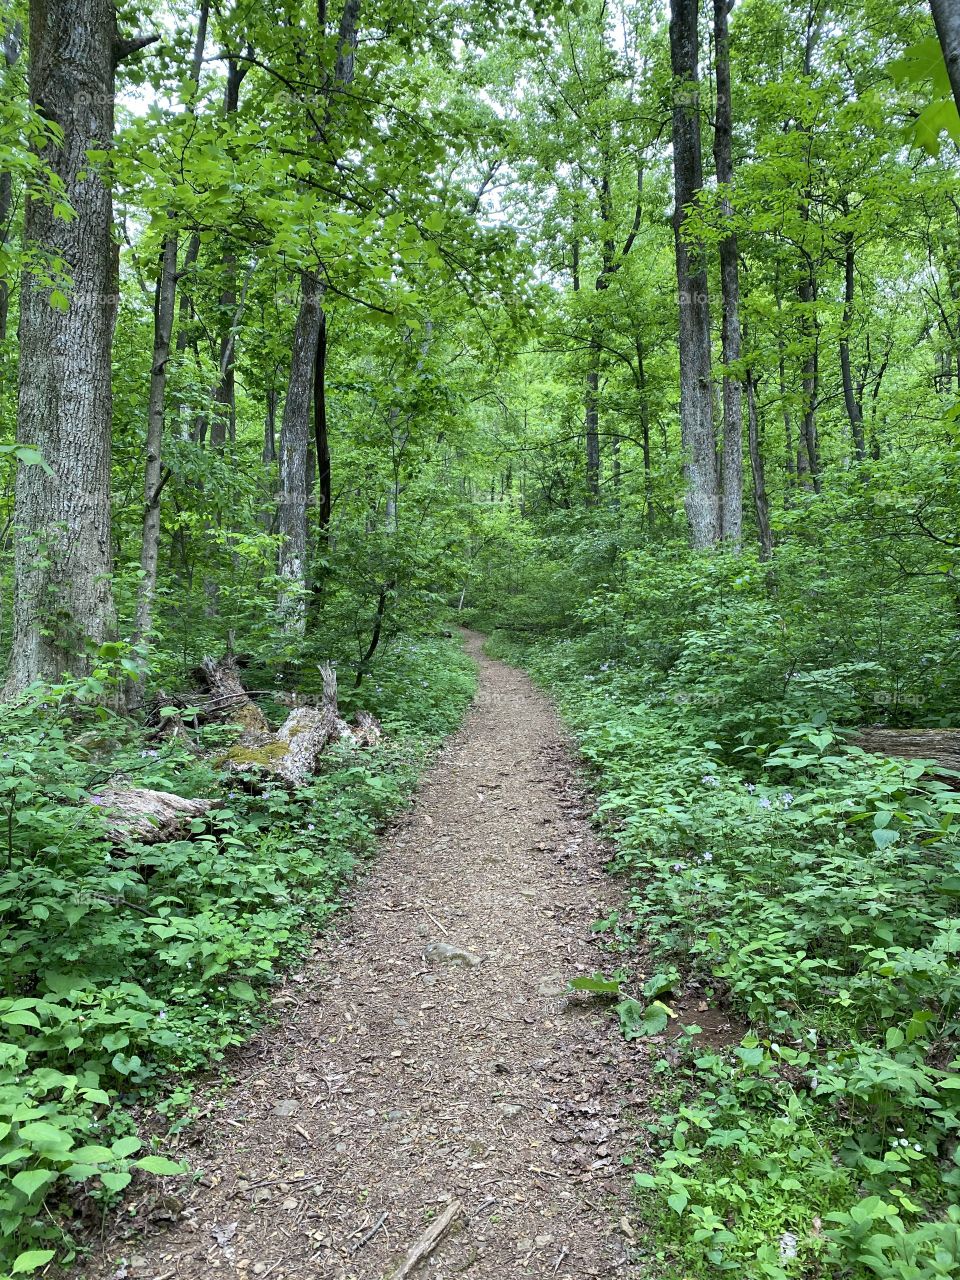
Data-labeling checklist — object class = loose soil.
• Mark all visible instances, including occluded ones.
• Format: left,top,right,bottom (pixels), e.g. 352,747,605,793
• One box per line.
85,634,658,1279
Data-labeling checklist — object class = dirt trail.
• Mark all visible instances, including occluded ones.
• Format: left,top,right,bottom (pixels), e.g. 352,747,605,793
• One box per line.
90,633,645,1279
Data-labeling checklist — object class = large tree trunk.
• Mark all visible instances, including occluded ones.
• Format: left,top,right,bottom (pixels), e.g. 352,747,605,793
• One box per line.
277,275,324,635
798,270,821,490
712,0,743,546
0,21,23,344
5,0,121,695
931,0,960,118
670,0,719,550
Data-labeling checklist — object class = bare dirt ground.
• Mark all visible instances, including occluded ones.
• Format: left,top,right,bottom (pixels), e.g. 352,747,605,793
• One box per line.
86,633,650,1280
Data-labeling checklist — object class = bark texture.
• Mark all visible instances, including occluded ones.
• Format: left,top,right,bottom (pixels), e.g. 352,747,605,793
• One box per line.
91,786,218,845
277,0,361,634
855,727,960,776
0,21,23,344
670,0,719,550
6,0,119,694
931,0,960,118
713,0,743,545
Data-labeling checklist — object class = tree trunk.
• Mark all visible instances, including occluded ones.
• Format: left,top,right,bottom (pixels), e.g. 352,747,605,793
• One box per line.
931,0,960,118
313,307,332,536
263,385,278,463
276,0,361,634
210,57,245,449
713,0,743,546
5,0,121,695
0,21,23,344
277,275,324,635
128,233,178,701
670,0,719,550
585,341,601,500
745,371,773,560
797,271,821,490
839,228,866,461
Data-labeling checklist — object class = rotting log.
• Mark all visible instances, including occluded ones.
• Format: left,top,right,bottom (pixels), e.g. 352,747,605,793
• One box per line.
209,658,382,785
853,728,960,775
90,786,218,844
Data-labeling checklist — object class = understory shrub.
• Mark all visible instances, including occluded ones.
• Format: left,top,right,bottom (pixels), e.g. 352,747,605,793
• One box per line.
490,596,960,1280
0,634,474,1276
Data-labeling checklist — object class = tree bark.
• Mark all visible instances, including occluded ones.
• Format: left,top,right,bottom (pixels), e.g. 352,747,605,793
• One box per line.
839,227,866,461
313,307,332,536
670,0,719,549
5,0,121,695
276,0,361,634
745,370,773,560
931,0,960,119
712,0,743,545
585,344,601,500
0,21,23,344
128,233,178,698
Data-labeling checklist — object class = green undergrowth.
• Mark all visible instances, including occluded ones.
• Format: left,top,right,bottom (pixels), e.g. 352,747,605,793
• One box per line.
0,634,475,1277
489,626,960,1280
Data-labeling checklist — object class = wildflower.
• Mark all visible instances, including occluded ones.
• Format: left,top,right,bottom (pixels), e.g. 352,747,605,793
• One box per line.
701,851,713,862
671,862,685,873
307,823,315,831
914,1143,922,1152
758,796,772,809
702,774,719,786
157,1011,167,1020
781,792,795,807
900,1138,909,1148
745,782,756,793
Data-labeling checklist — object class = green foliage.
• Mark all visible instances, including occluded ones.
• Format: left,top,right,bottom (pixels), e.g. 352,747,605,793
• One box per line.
490,530,960,1279
0,635,474,1273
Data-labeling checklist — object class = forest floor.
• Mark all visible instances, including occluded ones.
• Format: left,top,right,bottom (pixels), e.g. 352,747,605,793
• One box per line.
87,633,649,1280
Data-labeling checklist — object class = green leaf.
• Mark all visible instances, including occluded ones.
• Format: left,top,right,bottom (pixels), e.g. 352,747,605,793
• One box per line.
99,1169,132,1192
568,973,621,995
872,828,899,850
135,1155,187,1175
110,1135,141,1158
228,980,257,1003
12,1168,57,1199
12,1250,56,1274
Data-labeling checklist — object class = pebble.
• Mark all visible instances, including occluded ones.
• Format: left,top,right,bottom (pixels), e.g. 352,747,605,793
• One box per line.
273,1098,298,1117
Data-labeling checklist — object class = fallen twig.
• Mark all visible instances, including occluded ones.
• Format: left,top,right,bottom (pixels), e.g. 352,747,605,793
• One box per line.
386,1198,463,1278
351,1210,388,1254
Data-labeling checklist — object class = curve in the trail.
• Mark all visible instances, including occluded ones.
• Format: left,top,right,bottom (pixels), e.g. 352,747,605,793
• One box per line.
89,633,646,1280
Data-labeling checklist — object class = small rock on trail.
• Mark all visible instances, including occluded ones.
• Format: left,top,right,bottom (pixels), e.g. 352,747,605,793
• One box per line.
84,632,647,1279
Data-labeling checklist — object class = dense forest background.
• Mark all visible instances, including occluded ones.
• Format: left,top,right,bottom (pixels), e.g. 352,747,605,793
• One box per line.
3,0,960,1276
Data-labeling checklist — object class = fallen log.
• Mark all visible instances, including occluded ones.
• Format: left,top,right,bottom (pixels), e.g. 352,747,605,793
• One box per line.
853,728,960,775
208,659,382,785
90,786,218,844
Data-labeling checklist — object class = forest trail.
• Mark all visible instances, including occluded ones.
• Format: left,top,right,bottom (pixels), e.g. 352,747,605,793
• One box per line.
91,634,644,1280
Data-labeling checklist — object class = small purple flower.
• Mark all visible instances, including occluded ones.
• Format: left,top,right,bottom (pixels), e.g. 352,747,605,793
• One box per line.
745,783,756,793
781,792,795,808
702,774,719,787
758,796,771,809
701,851,713,862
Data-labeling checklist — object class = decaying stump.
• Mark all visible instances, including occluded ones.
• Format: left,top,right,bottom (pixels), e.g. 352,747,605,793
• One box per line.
90,786,218,844
853,728,960,775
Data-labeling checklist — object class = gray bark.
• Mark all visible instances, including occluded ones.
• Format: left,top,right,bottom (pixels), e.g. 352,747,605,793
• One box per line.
0,21,23,343
277,0,361,634
745,371,773,560
5,0,120,694
713,0,743,545
931,0,960,119
670,0,719,550
128,232,178,697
